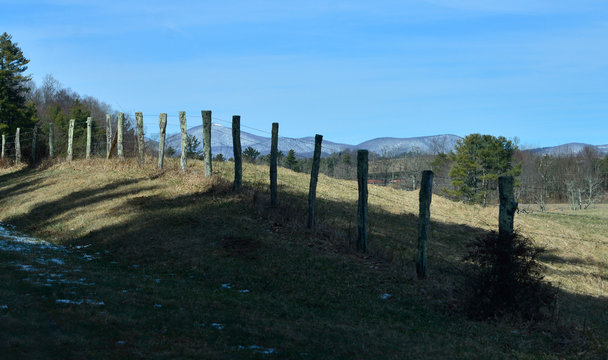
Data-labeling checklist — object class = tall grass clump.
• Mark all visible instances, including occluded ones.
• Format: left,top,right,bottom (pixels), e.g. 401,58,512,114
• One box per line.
461,231,557,321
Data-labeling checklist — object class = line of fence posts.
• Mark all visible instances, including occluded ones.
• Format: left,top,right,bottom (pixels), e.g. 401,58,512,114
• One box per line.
307,134,323,229
202,110,212,177
270,122,278,207
232,115,242,191
158,113,167,169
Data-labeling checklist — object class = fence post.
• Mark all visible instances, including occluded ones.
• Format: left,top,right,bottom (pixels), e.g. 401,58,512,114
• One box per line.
67,119,75,161
106,114,112,158
136,112,144,165
307,134,323,229
416,170,434,279
49,123,54,158
86,117,92,159
357,150,369,252
117,112,124,160
498,176,517,238
1,134,5,159
232,115,242,191
270,122,279,207
158,113,167,169
202,110,212,177
15,128,21,164
180,111,187,172
31,125,38,164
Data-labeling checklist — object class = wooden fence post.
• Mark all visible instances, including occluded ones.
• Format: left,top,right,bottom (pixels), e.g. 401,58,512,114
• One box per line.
180,111,187,172
307,134,323,229
86,117,92,159
67,119,75,161
158,113,167,169
357,150,369,252
270,122,279,207
31,125,38,164
498,176,517,238
202,110,212,177
49,123,54,158
232,115,242,191
1,134,5,159
416,170,434,279
106,114,112,158
136,112,144,165
15,128,21,164
117,112,124,160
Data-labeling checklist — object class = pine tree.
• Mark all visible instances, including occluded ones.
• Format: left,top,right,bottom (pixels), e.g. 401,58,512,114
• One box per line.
285,149,297,170
0,33,33,135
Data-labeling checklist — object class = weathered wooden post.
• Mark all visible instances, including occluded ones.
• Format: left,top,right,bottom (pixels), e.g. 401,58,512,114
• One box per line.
15,128,21,164
498,176,517,239
307,134,323,229
180,111,187,172
105,114,112,158
136,112,144,165
158,113,167,169
67,119,75,161
31,125,38,164
86,116,92,159
1,134,5,159
357,150,369,252
270,122,279,207
48,123,54,158
117,112,124,160
416,170,434,279
202,110,212,177
232,115,242,191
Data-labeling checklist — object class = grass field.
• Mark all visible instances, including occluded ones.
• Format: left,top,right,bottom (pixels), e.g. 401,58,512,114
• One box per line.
0,158,606,359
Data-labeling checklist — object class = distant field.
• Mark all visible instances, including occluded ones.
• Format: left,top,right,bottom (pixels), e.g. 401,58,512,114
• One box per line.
0,159,606,359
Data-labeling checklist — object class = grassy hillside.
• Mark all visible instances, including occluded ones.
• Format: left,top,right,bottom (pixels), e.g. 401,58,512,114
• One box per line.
0,158,606,359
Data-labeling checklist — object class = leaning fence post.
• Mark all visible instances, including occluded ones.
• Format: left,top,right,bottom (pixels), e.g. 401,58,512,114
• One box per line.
86,116,92,159
232,115,242,191
307,134,323,229
117,112,124,160
31,125,38,164
417,170,434,279
202,110,212,177
158,113,167,169
49,123,54,158
1,134,5,159
15,128,21,164
67,119,75,161
357,150,369,252
499,176,517,238
105,114,112,158
270,122,279,207
136,112,144,165
180,111,187,172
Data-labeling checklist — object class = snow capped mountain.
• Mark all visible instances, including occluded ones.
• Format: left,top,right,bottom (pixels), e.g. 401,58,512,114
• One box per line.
531,143,608,156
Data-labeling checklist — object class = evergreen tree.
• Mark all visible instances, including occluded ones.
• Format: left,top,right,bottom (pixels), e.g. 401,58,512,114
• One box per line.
185,134,202,159
0,33,34,135
448,134,521,205
242,146,260,162
284,149,298,170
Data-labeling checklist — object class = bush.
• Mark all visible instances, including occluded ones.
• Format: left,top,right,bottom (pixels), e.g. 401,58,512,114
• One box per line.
461,231,556,321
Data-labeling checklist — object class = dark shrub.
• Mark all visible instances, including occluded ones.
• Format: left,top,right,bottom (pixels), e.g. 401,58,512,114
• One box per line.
462,231,556,321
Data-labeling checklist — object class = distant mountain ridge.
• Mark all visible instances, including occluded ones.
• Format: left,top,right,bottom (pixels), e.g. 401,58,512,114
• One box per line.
165,124,461,158
164,124,607,158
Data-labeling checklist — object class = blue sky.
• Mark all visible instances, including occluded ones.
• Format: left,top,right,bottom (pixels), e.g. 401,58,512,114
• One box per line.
2,0,607,147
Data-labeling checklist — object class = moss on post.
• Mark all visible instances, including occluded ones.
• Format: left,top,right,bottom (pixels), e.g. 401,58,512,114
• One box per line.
158,113,167,169
86,117,92,159
417,170,434,279
1,134,5,159
307,134,323,229
48,123,54,158
270,122,279,207
15,128,21,164
67,119,75,162
357,150,369,252
180,111,187,172
105,114,112,158
136,112,144,165
232,115,242,191
202,110,212,177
